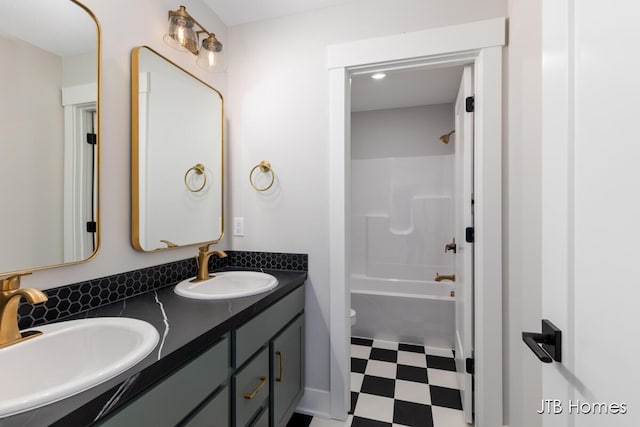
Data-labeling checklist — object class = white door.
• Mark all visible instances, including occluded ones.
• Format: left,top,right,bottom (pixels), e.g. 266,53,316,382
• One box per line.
539,1,640,426
454,65,474,424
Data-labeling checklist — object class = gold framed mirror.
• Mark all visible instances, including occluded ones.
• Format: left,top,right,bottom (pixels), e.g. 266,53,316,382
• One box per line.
131,46,224,252
0,0,101,276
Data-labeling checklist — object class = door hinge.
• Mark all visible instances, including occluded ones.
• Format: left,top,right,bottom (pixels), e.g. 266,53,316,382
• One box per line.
465,96,475,113
466,357,474,374
465,227,474,243
86,133,97,145
86,221,97,233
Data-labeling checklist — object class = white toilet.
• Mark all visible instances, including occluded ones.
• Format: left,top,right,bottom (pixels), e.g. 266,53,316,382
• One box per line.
350,308,357,326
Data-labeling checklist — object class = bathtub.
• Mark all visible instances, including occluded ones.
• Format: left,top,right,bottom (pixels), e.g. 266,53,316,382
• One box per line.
350,274,455,349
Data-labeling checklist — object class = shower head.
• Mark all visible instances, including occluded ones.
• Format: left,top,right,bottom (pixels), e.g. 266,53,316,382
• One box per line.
439,130,455,144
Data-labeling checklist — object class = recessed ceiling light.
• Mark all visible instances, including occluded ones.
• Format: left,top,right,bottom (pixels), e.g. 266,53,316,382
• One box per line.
371,73,386,80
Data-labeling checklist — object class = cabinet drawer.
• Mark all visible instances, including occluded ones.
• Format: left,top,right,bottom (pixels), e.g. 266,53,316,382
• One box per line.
234,286,304,367
183,386,229,427
234,348,269,427
99,336,229,427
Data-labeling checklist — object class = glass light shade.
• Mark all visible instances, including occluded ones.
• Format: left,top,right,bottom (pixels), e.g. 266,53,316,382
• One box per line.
164,13,198,53
196,35,226,72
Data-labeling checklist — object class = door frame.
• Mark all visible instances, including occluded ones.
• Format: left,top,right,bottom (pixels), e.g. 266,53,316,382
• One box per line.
62,83,97,262
327,18,505,426
454,65,475,424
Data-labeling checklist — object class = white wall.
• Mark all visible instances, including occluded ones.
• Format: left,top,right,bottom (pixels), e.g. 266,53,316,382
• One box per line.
0,35,64,272
351,104,454,159
504,0,543,425
9,0,228,289
226,0,506,412
63,52,96,87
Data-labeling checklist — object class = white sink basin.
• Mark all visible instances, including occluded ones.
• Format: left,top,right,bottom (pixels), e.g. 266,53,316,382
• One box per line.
174,271,278,300
0,317,159,417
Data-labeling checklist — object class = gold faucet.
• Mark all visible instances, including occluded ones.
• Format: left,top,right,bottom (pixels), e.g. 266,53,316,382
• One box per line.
159,240,178,248
0,273,48,349
191,245,228,283
435,273,455,282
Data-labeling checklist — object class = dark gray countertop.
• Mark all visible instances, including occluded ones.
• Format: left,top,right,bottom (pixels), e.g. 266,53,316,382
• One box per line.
0,268,306,427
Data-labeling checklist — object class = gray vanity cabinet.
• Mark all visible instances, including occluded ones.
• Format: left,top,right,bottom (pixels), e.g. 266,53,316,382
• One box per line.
271,314,305,427
183,386,229,427
233,286,305,427
98,335,230,427
96,286,304,427
252,407,270,427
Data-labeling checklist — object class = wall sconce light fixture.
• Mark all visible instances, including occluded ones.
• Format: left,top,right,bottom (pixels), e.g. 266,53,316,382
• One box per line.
164,5,226,72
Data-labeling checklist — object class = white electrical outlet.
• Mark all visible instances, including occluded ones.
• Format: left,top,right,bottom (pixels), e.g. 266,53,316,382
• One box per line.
233,217,244,236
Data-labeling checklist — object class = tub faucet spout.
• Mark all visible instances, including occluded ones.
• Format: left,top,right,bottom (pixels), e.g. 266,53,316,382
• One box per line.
435,273,455,282
445,238,457,253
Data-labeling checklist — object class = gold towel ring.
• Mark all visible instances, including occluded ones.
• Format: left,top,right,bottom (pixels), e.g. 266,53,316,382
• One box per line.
249,160,275,192
184,163,207,192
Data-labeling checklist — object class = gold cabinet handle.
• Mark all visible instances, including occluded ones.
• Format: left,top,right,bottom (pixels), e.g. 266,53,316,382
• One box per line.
243,376,267,400
276,351,284,382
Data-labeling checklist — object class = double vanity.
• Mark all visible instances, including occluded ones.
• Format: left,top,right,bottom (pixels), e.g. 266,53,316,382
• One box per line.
0,1,306,426
1,265,306,426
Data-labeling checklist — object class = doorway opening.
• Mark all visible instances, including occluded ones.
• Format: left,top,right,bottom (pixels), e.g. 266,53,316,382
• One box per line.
348,63,474,425
62,82,98,263
327,17,505,427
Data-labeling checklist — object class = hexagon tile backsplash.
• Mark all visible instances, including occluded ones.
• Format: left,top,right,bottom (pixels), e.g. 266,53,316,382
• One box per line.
17,251,308,329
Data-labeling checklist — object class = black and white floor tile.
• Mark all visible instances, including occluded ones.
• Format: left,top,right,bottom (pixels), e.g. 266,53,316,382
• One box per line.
287,338,468,427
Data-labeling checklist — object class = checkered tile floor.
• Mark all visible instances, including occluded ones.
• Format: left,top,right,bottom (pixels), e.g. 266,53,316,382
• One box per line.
286,338,468,427
349,337,467,427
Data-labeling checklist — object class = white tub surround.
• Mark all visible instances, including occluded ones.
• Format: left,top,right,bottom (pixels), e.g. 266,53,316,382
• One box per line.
351,155,455,283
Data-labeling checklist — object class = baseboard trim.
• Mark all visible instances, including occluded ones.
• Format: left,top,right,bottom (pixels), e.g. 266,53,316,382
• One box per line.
296,387,332,419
